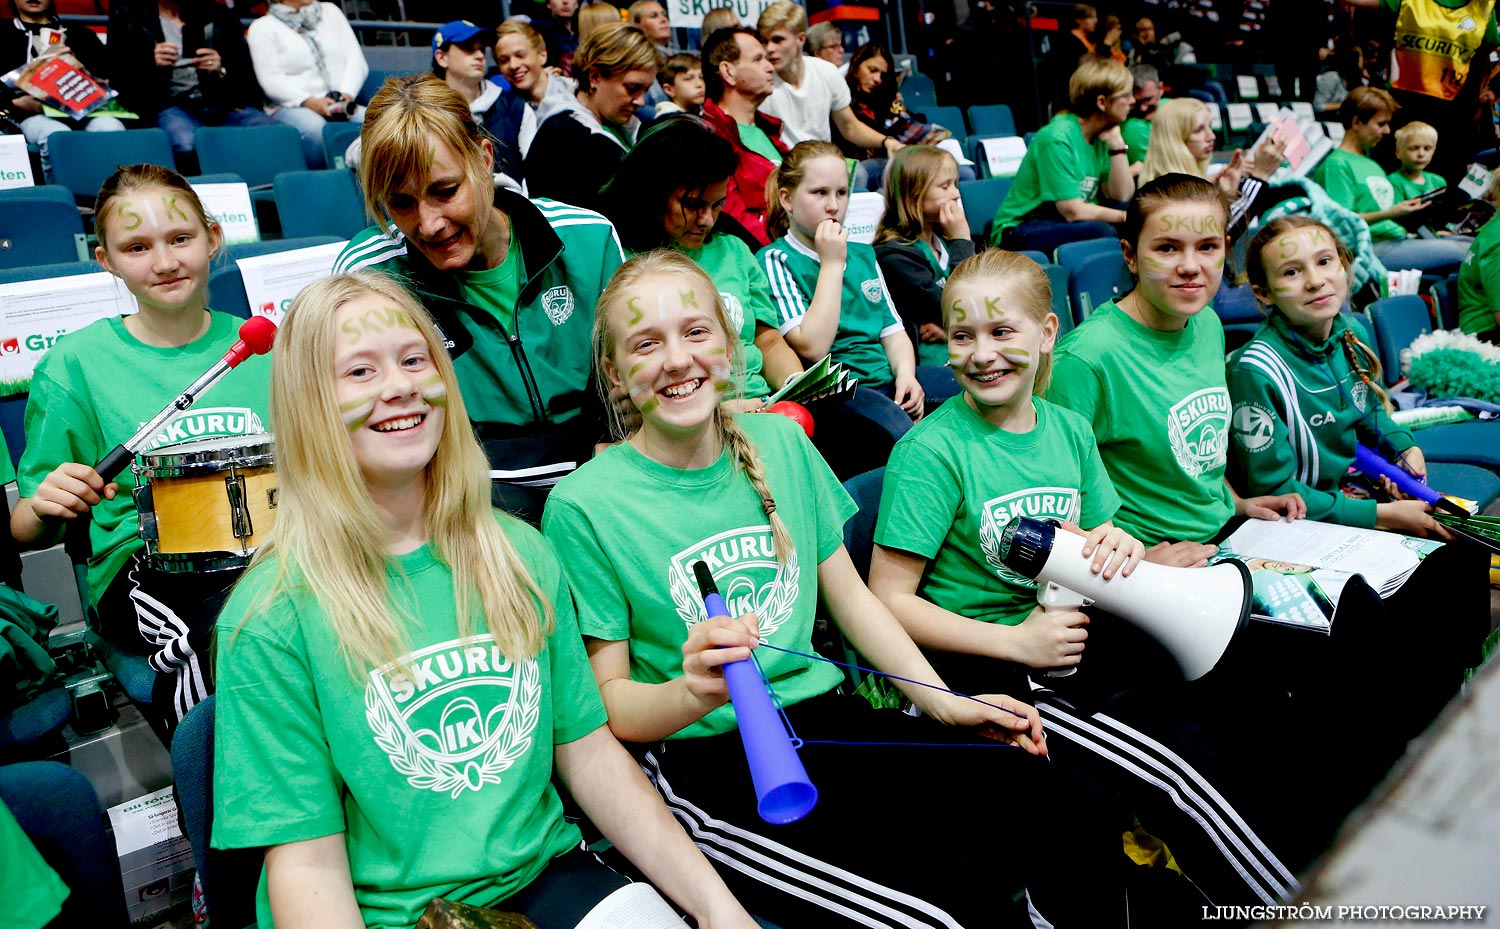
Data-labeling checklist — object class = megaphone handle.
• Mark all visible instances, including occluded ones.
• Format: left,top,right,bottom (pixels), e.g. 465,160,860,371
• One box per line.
1038,582,1088,679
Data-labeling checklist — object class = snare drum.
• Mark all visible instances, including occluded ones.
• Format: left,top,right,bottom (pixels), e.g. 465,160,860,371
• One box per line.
133,435,277,573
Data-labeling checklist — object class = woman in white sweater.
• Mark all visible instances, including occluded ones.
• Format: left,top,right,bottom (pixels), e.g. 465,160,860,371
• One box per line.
247,0,369,167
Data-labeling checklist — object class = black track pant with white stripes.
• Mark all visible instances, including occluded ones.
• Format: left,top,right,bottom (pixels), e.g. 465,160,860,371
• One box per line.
636,690,1141,929
96,551,241,743
929,624,1302,912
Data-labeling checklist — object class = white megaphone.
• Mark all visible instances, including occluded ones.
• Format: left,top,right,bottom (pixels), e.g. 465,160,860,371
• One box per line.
998,518,1251,681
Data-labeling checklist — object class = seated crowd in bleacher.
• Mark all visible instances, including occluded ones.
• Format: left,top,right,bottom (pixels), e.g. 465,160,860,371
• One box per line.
4,0,1500,927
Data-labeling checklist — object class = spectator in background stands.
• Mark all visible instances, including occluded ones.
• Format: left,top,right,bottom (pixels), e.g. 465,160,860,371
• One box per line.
107,0,273,157
1091,14,1127,64
699,26,788,247
654,52,704,115
578,2,624,43
837,43,956,186
1039,3,1097,113
3,0,124,182
756,0,901,157
246,0,369,169
433,21,528,183
806,22,845,72
628,0,673,53
530,0,579,75
1121,63,1160,165
526,22,661,211
700,6,739,37
1315,86,1471,273
1457,191,1500,341
1313,46,1367,113
1127,16,1170,72
493,19,577,114
990,56,1135,253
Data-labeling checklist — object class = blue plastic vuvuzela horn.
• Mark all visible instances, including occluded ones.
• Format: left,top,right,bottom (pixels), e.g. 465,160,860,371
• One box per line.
1354,444,1468,516
693,560,818,824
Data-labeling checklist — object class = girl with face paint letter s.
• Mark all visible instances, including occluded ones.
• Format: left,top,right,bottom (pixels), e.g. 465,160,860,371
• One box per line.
10,163,272,739
213,271,757,929
542,249,1140,929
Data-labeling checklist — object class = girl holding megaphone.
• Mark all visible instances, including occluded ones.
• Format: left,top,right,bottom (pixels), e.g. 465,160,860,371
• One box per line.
868,247,1299,908
543,250,1144,929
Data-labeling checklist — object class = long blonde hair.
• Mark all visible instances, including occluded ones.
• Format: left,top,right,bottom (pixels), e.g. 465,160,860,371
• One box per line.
250,272,551,675
593,251,793,561
358,74,496,232
1140,98,1211,184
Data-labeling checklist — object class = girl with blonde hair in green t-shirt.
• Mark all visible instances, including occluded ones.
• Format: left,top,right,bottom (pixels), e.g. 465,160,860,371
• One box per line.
545,248,1146,929
213,270,758,929
868,247,1301,908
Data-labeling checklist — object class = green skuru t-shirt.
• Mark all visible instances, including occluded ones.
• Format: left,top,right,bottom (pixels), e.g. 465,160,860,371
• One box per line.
738,121,784,166
1047,300,1235,546
1457,213,1500,335
992,113,1113,242
457,235,523,333
678,233,782,399
1386,169,1446,202
212,516,606,929
875,396,1119,626
542,413,853,740
1121,117,1152,164
0,799,69,929
757,234,905,388
18,312,272,604
1315,148,1408,241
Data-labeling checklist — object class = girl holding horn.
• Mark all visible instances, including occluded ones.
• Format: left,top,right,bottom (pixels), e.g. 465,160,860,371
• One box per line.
542,249,1153,929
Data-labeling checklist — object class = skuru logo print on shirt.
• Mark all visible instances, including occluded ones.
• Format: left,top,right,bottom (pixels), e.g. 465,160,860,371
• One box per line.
542,285,576,326
979,487,1081,585
1168,387,1231,476
365,635,540,797
668,526,799,638
144,407,266,450
860,279,884,303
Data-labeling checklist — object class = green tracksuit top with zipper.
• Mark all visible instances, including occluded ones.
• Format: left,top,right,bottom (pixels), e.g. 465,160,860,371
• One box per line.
1227,312,1416,528
334,192,624,440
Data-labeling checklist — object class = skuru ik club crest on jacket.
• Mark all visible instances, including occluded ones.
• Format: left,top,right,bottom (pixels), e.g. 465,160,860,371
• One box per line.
542,285,576,325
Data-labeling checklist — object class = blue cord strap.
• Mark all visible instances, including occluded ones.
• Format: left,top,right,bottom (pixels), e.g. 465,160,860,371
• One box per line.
750,642,1030,751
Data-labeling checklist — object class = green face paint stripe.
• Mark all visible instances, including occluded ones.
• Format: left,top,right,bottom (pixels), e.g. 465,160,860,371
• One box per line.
120,201,143,231
999,347,1032,367
984,295,1003,319
626,297,644,325
705,346,727,355
628,360,649,378
162,196,189,223
636,396,661,415
679,288,699,308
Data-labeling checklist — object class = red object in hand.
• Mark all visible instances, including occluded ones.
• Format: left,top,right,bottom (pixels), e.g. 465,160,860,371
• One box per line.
223,315,278,367
764,401,814,438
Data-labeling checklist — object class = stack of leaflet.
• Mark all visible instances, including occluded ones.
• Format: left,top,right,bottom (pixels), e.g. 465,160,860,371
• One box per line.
764,355,858,407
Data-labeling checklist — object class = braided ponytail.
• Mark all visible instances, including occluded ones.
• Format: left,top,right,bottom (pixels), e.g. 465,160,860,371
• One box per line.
1341,329,1393,414
718,410,795,562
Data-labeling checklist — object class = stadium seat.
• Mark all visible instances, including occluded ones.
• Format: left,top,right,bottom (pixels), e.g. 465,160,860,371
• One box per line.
1067,250,1130,321
357,68,396,106
1016,250,1049,265
171,695,261,929
0,260,98,286
901,72,937,112
958,177,1012,246
1366,296,1430,387
183,173,247,187
47,128,175,202
925,105,967,144
1053,236,1120,269
207,235,344,319
0,185,85,269
1425,462,1500,512
1042,262,1075,334
967,103,1016,138
1365,296,1500,471
273,170,367,239
194,125,307,191
323,121,364,170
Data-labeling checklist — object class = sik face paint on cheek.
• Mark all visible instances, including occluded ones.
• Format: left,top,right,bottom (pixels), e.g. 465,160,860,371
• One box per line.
418,373,447,405
999,347,1032,367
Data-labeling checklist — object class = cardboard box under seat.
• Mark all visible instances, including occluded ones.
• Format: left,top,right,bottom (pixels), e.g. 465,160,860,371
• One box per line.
107,787,195,924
